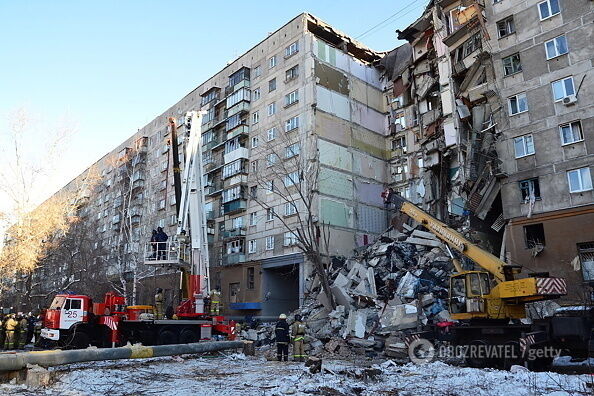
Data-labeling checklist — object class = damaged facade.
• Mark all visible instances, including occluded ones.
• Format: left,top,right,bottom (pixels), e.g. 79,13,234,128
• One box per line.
382,0,594,301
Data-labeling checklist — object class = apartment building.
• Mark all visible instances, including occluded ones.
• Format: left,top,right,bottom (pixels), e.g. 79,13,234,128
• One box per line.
12,13,394,316
382,0,593,301
487,0,594,302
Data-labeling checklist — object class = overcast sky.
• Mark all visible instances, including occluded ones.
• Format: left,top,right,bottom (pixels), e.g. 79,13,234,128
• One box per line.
0,0,427,208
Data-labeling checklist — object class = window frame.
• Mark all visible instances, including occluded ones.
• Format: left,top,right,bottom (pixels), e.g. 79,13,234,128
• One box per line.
285,89,299,106
251,136,259,148
266,128,277,142
252,111,259,124
248,240,257,254
508,92,528,115
266,208,274,221
519,178,541,202
265,235,275,250
285,41,299,57
567,167,593,193
268,78,276,92
514,134,535,158
269,55,277,69
544,35,568,60
496,16,515,39
502,53,522,76
559,121,583,146
267,102,276,116
551,76,575,102
538,0,561,21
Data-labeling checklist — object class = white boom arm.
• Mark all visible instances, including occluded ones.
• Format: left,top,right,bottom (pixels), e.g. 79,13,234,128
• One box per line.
177,111,210,294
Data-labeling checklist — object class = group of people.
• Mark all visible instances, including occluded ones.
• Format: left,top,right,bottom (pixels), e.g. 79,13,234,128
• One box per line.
152,288,221,319
274,313,307,362
150,227,169,260
0,313,41,350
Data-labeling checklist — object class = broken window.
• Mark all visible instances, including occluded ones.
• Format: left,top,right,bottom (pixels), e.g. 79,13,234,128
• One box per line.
392,135,407,153
455,32,482,62
514,134,535,158
524,223,546,248
502,53,522,76
578,242,594,281
519,178,541,202
497,16,515,38
508,93,528,115
394,112,406,130
560,121,583,145
229,283,240,302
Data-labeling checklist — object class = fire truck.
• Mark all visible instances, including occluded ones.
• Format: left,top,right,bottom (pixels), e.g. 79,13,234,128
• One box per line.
41,111,236,348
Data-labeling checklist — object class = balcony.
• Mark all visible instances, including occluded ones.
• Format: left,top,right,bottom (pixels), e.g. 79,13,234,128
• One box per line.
222,253,246,266
203,137,222,152
206,180,223,196
226,125,249,140
223,227,247,239
222,199,247,216
226,101,250,118
203,156,224,173
131,179,145,191
224,147,249,164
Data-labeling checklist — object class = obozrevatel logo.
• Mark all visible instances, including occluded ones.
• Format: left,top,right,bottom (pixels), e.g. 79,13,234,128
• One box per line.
407,338,436,364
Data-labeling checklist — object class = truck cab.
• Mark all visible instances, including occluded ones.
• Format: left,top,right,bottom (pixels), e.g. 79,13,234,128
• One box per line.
42,294,91,341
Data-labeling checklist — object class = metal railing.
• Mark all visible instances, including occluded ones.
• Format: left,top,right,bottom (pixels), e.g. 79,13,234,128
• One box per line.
143,240,190,264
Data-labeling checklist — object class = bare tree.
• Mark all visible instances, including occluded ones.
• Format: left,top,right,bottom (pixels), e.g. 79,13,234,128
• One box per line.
250,126,336,309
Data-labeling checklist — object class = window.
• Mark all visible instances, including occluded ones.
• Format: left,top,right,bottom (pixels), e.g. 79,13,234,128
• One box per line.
252,111,259,124
519,178,541,201
560,121,583,145
170,214,177,226
269,55,277,69
268,78,276,92
250,185,257,199
253,88,261,101
545,35,568,59
285,143,300,158
455,32,481,62
248,241,257,254
567,167,593,193
524,223,546,248
222,186,243,203
497,16,515,38
285,90,299,106
158,199,166,210
508,93,528,115
538,0,560,20
285,41,299,57
514,135,535,158
285,116,299,132
266,128,277,141
284,232,298,246
394,113,406,130
266,235,275,250
251,160,258,172
226,113,246,131
266,153,278,167
223,159,244,178
253,65,261,78
266,208,274,221
226,87,251,108
551,77,575,101
158,218,166,228
284,202,297,216
249,212,257,226
266,180,274,193
578,242,594,282
232,216,243,229
267,102,276,116
159,179,167,190
392,135,407,153
285,65,299,81
284,171,299,187
251,136,259,148
227,240,243,254
502,53,522,76
247,267,255,289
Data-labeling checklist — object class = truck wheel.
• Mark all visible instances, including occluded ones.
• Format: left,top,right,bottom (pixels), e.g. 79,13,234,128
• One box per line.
502,341,523,370
466,340,490,368
179,329,198,344
69,331,91,349
158,329,179,345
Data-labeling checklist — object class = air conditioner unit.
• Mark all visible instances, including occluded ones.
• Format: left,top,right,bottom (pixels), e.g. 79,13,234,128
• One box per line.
563,95,577,106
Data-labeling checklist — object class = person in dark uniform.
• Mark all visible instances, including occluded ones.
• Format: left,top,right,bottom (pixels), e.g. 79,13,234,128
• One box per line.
275,313,290,362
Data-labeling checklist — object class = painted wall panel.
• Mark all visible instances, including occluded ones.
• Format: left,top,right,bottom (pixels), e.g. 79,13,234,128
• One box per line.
315,112,351,147
355,180,384,207
350,79,384,113
327,228,356,256
351,101,386,135
320,198,352,228
357,204,387,234
353,151,388,181
352,126,389,159
319,167,353,199
318,140,352,171
316,86,350,121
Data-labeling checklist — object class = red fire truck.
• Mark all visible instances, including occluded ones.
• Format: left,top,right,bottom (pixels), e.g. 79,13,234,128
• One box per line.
41,291,236,349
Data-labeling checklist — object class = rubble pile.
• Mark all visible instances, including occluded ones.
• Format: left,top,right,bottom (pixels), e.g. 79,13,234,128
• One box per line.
289,226,454,359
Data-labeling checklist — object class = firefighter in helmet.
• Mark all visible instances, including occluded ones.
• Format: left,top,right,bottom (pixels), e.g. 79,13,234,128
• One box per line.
18,314,28,349
4,314,18,350
209,289,220,315
291,314,307,362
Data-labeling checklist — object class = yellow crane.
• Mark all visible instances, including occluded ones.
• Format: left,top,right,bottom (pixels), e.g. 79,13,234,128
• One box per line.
390,194,567,321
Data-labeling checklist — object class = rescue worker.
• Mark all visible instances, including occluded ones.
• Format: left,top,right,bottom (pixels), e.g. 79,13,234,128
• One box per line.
177,230,189,261
209,289,220,315
18,314,28,349
156,227,169,260
0,314,5,349
154,288,164,319
4,314,18,350
150,230,158,259
275,313,290,362
291,314,307,362
27,312,35,343
34,315,42,346
203,294,211,315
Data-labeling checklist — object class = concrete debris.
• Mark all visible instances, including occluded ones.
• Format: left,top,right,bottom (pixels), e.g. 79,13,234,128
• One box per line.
255,225,457,361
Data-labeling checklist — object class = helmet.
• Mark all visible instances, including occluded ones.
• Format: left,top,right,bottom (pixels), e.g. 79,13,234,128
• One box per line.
279,313,287,320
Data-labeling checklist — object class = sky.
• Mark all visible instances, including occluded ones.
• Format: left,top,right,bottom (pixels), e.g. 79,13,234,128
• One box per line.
0,0,428,206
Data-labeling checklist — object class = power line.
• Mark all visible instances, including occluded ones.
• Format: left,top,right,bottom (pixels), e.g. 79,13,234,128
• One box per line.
355,0,427,40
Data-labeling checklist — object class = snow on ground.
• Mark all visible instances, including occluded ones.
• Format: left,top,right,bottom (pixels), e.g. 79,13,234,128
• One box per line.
1,354,592,395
